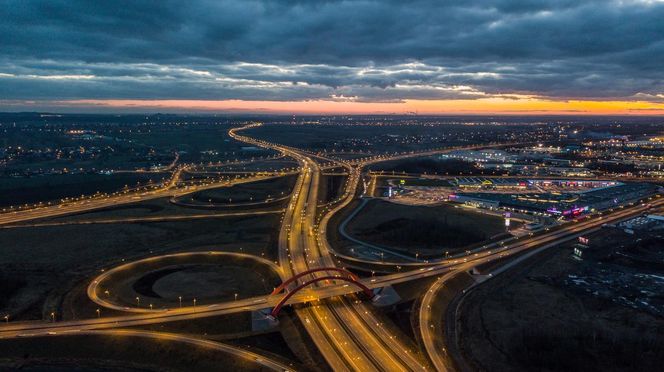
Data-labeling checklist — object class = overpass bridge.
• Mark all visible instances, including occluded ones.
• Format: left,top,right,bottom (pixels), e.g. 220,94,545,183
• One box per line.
3,194,658,340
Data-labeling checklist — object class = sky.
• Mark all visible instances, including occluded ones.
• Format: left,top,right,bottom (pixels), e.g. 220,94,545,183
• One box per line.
2,0,664,115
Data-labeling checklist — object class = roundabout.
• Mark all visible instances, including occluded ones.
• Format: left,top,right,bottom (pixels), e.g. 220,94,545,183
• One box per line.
88,251,283,313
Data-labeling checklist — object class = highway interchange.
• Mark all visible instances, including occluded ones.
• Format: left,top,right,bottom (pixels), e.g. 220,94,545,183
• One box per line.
0,122,661,371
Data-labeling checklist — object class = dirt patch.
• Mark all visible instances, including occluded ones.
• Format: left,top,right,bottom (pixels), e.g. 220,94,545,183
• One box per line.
347,199,505,256
368,157,476,175
188,175,296,204
0,214,280,320
149,265,270,301
0,334,273,372
456,232,664,372
318,175,347,204
95,255,280,310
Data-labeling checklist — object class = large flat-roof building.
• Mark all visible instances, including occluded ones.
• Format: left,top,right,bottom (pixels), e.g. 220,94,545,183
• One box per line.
449,182,659,217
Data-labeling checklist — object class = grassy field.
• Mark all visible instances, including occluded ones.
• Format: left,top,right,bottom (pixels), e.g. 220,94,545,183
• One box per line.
368,157,476,175
19,197,232,225
346,200,505,256
457,236,664,372
0,120,284,210
0,172,170,208
0,211,280,320
185,175,297,205
0,334,277,371
97,255,280,310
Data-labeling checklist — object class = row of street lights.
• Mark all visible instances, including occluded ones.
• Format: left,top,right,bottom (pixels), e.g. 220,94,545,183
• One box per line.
131,293,240,311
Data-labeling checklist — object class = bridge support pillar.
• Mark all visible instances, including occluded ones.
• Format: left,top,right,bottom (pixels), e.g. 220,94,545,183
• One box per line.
371,285,401,307
252,308,279,331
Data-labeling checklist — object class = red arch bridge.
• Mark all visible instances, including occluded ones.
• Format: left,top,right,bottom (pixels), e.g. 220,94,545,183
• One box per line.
270,268,375,317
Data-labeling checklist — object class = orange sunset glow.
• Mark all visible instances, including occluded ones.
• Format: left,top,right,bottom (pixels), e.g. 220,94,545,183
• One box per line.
3,2,664,371
63,98,664,115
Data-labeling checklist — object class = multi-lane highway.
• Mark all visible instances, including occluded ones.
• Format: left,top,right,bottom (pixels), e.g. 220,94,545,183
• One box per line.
232,123,431,371
231,123,663,371
416,196,663,371
0,210,284,229
1,191,657,342
58,329,293,371
1,122,660,371
0,194,658,371
0,170,277,226
232,125,381,371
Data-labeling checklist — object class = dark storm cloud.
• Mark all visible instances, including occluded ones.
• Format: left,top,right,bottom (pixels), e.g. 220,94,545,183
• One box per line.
1,0,664,102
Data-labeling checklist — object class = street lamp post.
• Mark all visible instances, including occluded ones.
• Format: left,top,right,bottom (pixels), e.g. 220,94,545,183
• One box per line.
136,297,140,307
178,296,182,308
96,309,100,318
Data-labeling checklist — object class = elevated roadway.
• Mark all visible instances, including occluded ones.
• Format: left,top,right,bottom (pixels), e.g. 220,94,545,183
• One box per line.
2,122,659,371
0,194,659,362
0,172,276,226
232,123,429,371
